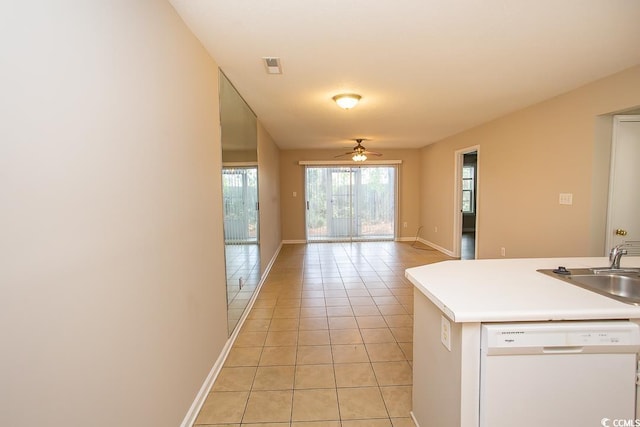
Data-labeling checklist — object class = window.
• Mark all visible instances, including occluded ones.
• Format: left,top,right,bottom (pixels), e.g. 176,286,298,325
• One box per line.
462,166,474,213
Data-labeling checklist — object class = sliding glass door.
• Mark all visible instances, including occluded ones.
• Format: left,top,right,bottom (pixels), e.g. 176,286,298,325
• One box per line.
305,166,396,241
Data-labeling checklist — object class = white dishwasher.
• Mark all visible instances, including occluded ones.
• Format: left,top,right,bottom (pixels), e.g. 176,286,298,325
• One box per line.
480,321,640,427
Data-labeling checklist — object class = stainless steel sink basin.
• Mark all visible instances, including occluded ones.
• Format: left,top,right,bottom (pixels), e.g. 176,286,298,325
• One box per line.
538,268,640,305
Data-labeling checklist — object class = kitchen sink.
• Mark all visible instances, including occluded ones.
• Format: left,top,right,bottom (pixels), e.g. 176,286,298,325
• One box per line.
538,268,640,305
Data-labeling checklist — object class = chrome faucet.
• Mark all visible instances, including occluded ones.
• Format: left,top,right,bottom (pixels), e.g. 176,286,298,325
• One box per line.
609,244,628,269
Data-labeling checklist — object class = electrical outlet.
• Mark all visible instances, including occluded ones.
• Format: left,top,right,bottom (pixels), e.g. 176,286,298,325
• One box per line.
434,226,438,233
293,191,297,197
500,247,506,257
441,315,452,351
403,222,408,228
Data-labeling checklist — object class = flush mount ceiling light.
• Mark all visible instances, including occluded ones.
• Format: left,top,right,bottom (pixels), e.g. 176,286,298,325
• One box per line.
332,93,361,110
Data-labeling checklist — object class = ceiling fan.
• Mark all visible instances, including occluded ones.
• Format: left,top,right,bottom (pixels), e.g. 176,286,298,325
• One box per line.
334,139,382,162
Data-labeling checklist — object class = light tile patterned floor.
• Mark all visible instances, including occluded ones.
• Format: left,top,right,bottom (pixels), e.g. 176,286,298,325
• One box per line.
195,241,450,427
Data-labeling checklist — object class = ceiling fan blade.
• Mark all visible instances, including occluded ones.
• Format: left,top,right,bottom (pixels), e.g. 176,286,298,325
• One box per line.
334,152,352,158
365,151,382,156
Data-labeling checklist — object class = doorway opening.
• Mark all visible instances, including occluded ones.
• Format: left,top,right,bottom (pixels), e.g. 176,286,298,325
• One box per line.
305,165,397,242
454,147,479,259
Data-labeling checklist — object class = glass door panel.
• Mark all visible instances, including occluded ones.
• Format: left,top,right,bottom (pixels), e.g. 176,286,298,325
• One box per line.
329,168,353,239
306,167,328,241
354,167,395,240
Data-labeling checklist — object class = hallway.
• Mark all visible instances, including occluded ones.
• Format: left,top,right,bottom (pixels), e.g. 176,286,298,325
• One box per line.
195,241,451,426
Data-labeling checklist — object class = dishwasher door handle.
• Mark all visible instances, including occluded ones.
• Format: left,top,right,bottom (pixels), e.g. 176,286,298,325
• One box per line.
542,346,584,354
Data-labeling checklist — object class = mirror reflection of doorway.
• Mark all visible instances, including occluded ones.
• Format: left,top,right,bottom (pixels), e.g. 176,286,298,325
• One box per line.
461,152,477,260
222,166,259,333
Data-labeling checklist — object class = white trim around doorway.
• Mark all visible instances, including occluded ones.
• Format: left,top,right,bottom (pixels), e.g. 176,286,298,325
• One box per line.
453,146,480,259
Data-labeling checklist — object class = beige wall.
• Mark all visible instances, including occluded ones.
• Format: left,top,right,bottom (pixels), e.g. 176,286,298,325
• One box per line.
223,149,258,162
0,2,227,426
258,123,282,270
279,149,422,241
420,65,640,258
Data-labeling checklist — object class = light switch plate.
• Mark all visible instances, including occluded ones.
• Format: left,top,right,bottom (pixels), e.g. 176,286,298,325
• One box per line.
559,193,573,205
441,315,452,351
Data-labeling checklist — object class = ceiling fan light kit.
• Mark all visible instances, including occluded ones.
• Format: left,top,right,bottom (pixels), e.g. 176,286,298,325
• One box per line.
334,138,382,162
332,93,361,109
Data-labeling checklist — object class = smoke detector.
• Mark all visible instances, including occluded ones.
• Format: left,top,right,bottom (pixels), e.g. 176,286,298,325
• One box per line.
263,57,282,74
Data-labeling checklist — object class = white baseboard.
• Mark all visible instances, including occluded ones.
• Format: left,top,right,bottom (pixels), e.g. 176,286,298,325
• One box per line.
180,242,283,427
417,238,455,257
395,236,415,242
179,337,233,427
261,241,283,276
410,410,421,427
282,239,307,244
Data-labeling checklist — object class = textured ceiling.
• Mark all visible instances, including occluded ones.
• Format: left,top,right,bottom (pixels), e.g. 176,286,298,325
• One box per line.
169,0,640,150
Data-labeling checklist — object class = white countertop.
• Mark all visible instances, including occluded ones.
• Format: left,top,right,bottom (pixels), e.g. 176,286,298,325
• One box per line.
405,257,640,323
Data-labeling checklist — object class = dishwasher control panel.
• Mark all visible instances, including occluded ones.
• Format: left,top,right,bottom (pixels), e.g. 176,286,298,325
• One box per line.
481,321,640,355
